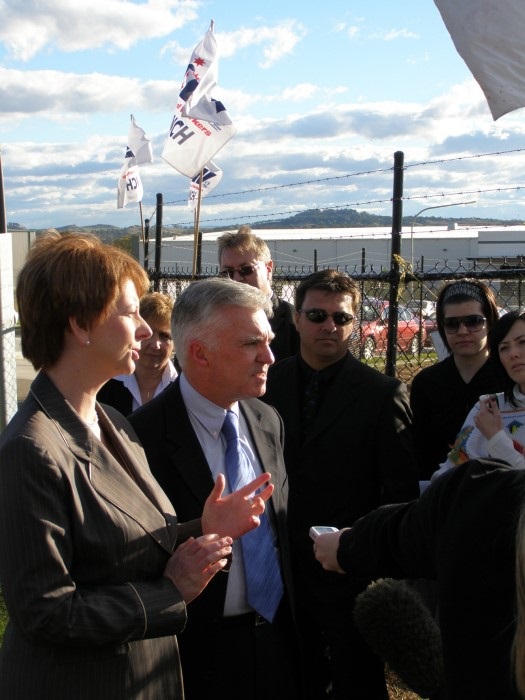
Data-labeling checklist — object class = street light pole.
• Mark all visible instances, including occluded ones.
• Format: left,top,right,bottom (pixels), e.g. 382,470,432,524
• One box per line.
410,200,476,268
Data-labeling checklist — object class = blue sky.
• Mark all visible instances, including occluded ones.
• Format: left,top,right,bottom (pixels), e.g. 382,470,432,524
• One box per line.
1,0,525,230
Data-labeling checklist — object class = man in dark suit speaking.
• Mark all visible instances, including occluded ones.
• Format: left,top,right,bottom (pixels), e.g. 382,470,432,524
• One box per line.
129,277,300,700
262,269,419,699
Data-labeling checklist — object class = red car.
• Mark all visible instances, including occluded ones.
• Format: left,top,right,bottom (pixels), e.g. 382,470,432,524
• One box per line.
353,299,427,359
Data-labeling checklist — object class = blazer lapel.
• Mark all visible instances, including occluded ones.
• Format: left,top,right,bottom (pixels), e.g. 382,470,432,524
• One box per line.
163,383,216,503
270,358,302,454
241,401,282,513
30,373,175,554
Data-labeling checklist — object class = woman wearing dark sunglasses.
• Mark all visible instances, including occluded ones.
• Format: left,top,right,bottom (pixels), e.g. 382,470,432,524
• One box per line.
433,309,525,480
410,279,501,482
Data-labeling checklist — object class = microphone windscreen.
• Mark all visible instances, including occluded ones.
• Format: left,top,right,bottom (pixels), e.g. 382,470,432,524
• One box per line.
353,578,445,698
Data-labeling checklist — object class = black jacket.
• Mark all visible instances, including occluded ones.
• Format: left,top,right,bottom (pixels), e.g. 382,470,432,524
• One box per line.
269,294,300,362
339,458,524,699
263,352,418,612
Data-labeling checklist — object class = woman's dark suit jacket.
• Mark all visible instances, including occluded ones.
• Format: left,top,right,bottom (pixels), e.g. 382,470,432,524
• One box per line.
0,372,201,700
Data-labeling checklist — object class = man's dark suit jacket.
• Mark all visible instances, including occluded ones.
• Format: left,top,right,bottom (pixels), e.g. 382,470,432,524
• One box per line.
128,378,294,617
262,352,419,612
269,294,300,362
128,379,298,698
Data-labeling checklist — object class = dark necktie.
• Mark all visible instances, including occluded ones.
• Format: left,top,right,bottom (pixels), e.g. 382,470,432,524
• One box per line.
221,409,284,622
302,370,321,435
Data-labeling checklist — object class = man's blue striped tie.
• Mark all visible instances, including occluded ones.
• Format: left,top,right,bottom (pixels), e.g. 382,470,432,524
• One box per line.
221,409,284,622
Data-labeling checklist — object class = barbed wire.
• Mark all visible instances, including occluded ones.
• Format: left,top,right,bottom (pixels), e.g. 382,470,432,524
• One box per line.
162,184,525,229
405,148,525,169
146,146,525,227
160,146,525,207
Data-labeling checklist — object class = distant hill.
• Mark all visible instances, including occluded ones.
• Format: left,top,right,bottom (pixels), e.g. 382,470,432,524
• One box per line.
10,208,525,241
245,208,524,230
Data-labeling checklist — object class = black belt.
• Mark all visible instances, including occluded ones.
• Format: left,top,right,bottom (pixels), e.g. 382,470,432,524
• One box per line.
213,612,267,628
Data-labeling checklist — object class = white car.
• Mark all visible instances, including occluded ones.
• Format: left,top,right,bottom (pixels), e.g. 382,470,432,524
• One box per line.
407,300,436,318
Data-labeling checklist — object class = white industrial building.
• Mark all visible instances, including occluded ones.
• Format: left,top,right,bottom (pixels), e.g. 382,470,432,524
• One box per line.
141,225,525,272
8,228,36,289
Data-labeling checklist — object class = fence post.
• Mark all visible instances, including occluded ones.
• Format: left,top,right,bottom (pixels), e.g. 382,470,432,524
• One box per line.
143,218,150,272
0,232,17,431
385,151,404,377
416,261,425,356
154,193,163,292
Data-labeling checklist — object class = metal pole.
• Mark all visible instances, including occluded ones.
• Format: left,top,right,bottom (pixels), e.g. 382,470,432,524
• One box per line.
410,200,476,267
193,170,204,279
385,151,404,378
195,230,202,275
143,218,150,272
417,263,424,356
154,193,162,292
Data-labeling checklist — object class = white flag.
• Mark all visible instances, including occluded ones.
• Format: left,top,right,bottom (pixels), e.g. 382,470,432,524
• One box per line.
434,0,525,120
128,114,153,165
117,116,151,208
188,160,223,210
117,155,144,209
162,20,236,178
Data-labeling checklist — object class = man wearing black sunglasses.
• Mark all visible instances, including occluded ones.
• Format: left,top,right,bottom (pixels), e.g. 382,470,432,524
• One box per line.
217,226,299,362
262,269,418,700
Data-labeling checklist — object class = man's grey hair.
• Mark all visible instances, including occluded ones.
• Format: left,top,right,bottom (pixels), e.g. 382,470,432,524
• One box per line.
172,277,273,368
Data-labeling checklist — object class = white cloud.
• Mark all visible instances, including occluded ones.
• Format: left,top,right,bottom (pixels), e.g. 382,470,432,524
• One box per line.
2,3,525,230
0,0,199,61
217,21,308,68
159,20,308,75
5,77,524,230
332,16,364,36
279,83,319,102
0,67,180,119
368,28,419,41
346,26,361,40
0,66,348,123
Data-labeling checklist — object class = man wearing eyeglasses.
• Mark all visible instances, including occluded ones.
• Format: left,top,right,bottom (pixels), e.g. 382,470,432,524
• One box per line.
217,226,299,362
262,269,419,700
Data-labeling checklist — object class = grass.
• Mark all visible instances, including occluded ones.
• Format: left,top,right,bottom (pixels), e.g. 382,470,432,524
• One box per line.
0,590,7,645
386,669,424,699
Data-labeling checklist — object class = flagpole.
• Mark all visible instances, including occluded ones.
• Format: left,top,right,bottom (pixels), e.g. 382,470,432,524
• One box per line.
192,169,204,278
139,201,145,244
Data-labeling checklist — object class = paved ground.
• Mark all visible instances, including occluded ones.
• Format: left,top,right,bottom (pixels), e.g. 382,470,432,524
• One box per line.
15,335,36,403
16,355,36,403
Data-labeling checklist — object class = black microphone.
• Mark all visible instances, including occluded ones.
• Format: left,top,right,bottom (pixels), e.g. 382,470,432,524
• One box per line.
353,578,445,698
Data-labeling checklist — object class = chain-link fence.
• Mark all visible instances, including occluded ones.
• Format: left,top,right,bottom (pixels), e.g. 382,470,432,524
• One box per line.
150,258,525,389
